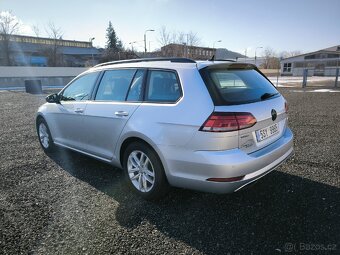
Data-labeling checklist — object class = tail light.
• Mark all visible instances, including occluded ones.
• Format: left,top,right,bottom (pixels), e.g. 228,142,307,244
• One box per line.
285,101,289,113
200,112,257,132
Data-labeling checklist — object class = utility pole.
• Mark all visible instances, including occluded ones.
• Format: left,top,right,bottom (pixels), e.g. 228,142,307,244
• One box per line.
213,40,222,58
335,58,339,88
89,37,95,65
129,41,137,52
144,29,155,54
255,46,263,66
213,40,222,49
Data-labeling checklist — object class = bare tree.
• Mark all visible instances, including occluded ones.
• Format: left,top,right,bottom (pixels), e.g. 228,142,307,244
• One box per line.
158,26,201,58
186,31,200,46
280,50,302,59
261,47,280,69
0,11,20,65
32,24,40,37
175,31,186,44
44,22,63,66
158,26,171,47
158,26,201,47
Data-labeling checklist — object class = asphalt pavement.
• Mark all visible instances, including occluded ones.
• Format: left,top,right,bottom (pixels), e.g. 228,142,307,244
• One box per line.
0,88,339,254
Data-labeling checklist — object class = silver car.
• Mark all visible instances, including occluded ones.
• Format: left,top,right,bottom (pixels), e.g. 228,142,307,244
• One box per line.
36,58,293,200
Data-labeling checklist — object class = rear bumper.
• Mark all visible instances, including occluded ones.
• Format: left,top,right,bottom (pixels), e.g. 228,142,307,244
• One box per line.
161,127,294,193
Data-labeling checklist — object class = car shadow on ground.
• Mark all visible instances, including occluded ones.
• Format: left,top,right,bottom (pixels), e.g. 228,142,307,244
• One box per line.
47,148,340,254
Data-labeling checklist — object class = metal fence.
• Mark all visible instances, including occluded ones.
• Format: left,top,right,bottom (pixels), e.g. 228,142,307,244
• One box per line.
302,68,339,88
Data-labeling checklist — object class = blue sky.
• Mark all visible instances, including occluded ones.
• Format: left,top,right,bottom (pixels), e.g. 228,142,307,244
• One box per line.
1,0,339,56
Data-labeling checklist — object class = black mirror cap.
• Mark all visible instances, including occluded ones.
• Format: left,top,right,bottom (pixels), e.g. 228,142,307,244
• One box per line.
46,93,60,104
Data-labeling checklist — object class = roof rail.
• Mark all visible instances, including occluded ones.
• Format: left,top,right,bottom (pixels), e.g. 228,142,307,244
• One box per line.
94,57,196,68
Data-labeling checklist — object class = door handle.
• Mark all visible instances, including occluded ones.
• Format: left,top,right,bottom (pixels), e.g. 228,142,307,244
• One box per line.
74,108,84,113
115,111,129,117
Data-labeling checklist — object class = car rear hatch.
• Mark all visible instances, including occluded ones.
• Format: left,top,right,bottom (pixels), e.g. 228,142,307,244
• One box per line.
199,63,288,153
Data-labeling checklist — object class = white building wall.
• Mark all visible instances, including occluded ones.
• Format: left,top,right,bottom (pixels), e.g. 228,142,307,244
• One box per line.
281,55,340,77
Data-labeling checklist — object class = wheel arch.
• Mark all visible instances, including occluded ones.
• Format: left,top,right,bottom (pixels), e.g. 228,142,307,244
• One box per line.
118,135,169,177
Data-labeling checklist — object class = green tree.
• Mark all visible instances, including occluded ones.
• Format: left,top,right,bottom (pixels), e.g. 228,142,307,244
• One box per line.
106,21,122,51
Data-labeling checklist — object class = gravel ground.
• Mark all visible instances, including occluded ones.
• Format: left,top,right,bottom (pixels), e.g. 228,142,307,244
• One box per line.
0,89,339,254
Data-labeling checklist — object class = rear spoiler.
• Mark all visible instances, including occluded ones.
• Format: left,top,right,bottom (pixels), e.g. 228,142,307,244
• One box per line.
201,63,257,70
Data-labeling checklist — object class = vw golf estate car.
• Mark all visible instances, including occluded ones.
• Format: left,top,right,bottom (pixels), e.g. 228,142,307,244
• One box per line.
36,58,293,200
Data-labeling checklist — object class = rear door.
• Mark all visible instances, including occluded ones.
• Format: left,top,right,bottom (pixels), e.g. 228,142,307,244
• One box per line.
82,69,145,160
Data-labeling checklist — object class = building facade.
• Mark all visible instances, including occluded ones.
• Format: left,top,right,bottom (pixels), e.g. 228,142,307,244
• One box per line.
280,45,340,76
160,44,215,60
159,44,247,61
0,34,101,67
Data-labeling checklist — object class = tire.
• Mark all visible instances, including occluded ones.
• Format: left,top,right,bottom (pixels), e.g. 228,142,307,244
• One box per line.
36,117,56,153
123,142,169,200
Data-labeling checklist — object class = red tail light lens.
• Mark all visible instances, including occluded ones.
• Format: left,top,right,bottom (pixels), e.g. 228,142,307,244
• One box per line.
285,101,289,113
200,112,257,132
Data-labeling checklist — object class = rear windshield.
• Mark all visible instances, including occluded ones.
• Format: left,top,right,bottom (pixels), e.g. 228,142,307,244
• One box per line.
201,68,279,105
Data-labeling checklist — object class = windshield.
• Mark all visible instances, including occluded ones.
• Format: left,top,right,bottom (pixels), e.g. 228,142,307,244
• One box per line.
202,68,279,105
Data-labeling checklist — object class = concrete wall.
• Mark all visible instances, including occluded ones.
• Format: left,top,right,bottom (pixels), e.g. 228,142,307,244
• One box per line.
0,66,88,88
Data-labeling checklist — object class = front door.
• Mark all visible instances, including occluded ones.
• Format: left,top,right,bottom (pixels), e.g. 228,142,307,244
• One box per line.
50,72,99,151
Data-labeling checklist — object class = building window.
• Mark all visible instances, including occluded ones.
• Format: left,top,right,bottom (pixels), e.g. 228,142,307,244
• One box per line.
283,63,292,72
305,55,316,60
327,53,339,59
294,62,305,68
326,61,339,67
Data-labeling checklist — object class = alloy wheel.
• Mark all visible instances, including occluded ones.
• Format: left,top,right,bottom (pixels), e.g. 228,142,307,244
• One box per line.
127,150,155,192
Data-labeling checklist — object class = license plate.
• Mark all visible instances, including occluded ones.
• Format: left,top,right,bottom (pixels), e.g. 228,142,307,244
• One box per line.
256,123,279,142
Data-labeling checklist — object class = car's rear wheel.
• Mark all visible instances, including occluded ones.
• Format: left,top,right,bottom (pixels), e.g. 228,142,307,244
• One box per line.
37,118,55,153
123,142,169,200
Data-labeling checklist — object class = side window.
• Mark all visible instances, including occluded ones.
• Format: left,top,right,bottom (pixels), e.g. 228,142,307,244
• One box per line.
95,69,136,101
146,70,181,102
61,72,98,101
126,69,145,101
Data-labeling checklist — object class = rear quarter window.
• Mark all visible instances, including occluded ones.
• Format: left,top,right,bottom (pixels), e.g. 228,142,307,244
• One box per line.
146,70,181,103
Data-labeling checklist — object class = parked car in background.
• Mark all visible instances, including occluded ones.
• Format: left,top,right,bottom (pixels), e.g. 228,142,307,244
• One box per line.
36,58,293,200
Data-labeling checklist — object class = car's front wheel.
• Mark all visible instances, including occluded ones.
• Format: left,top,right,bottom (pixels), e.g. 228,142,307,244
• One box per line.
123,142,169,200
36,117,55,153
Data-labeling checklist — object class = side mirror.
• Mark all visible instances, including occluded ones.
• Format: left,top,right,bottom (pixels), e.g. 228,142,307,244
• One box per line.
46,93,60,104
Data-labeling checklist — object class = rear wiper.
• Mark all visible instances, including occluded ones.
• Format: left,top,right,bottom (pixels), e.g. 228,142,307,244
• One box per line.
260,92,278,101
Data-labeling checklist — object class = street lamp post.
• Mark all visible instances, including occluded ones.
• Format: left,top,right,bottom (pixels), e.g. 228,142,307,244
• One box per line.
255,46,263,66
213,40,222,49
129,41,137,52
89,37,95,65
213,40,222,58
144,29,155,54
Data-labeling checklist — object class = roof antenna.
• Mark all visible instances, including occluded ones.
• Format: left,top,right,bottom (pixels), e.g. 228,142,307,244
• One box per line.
210,55,215,61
